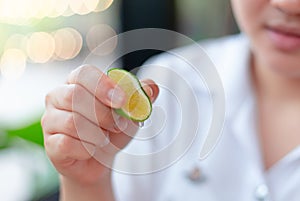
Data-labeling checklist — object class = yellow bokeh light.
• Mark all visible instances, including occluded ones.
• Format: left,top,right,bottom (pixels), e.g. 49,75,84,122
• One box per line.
94,0,113,12
0,0,26,23
0,0,86,22
62,7,74,17
26,32,55,63
86,24,117,56
85,0,99,11
34,0,52,19
53,28,82,60
24,0,39,19
48,0,69,18
0,49,26,80
70,0,91,15
4,34,27,52
67,28,83,59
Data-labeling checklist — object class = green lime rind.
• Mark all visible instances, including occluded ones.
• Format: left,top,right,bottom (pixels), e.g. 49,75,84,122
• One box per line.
107,68,152,122
115,108,149,122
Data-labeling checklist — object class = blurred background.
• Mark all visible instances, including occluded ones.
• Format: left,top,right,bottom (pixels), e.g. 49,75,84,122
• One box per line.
0,0,238,200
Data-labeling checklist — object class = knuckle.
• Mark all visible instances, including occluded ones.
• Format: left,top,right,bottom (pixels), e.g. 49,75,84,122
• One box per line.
44,134,72,162
77,65,97,79
45,92,53,107
46,86,64,106
41,112,48,129
57,135,71,154
70,84,87,109
78,64,93,72
44,135,52,150
73,84,85,99
63,84,75,107
67,65,90,83
41,111,55,134
64,113,75,134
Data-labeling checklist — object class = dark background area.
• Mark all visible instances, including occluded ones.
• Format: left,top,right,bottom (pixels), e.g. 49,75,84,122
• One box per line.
120,0,176,71
120,0,238,72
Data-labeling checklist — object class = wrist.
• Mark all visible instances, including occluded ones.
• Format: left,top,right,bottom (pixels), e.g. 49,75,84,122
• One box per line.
60,172,115,201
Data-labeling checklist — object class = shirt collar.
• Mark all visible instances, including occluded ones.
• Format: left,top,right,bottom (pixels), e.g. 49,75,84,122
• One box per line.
218,34,253,121
213,34,264,167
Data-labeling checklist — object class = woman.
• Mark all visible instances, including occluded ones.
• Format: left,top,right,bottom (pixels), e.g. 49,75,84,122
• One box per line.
41,0,300,200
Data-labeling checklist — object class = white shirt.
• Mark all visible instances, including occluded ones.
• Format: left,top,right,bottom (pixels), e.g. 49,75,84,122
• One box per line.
112,34,300,201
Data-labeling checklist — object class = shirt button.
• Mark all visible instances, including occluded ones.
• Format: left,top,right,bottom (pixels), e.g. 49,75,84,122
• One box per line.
254,184,269,201
187,166,206,183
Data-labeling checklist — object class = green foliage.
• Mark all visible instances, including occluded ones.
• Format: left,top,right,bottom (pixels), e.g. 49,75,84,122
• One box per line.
6,120,44,147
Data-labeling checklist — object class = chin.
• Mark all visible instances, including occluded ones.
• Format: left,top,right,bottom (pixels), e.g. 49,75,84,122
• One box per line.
268,58,300,79
251,36,300,79
254,44,300,78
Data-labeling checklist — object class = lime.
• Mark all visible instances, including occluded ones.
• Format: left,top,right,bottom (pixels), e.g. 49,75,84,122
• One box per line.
107,68,152,122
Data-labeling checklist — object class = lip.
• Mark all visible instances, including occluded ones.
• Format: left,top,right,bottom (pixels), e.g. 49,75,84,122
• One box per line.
265,25,300,52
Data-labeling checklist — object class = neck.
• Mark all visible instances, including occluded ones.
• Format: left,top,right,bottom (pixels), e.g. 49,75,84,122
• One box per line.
252,53,300,170
252,55,300,103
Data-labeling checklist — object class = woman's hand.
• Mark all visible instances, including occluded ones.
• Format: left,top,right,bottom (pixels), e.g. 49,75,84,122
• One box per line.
41,65,159,193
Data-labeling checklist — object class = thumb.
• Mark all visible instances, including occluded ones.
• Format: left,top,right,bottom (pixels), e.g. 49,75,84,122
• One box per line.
141,79,159,103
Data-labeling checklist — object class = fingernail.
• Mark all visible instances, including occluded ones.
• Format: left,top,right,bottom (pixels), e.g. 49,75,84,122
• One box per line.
144,85,153,98
107,87,126,108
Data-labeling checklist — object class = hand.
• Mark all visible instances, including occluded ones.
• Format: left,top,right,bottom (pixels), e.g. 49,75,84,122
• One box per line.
41,65,159,186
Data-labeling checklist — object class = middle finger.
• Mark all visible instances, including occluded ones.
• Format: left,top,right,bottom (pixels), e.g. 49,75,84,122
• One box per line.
46,84,128,133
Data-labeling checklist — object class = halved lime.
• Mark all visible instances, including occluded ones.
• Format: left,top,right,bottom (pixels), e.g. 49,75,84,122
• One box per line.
107,68,152,122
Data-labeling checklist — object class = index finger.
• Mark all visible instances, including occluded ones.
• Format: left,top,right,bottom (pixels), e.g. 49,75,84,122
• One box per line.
67,65,126,108
141,79,160,103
